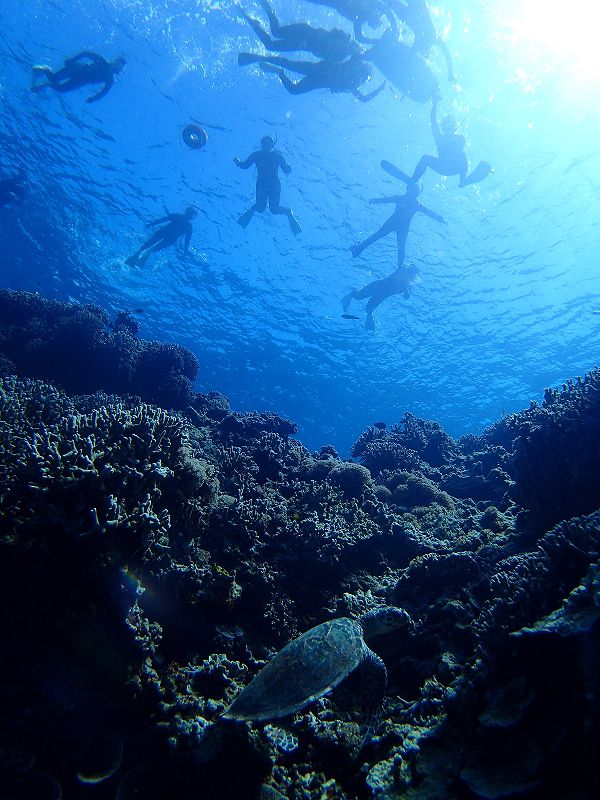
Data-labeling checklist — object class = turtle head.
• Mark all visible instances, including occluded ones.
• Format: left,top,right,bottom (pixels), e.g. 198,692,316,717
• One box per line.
360,606,412,640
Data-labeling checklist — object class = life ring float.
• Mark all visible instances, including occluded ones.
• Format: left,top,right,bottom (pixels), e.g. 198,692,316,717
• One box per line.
182,124,208,150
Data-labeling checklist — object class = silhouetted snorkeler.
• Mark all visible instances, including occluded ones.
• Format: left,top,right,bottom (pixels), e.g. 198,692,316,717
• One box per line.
382,98,492,187
351,182,446,268
182,124,208,150
304,0,397,43
386,0,455,83
342,264,419,329
31,52,126,103
233,135,301,235
240,0,361,62
0,172,25,207
239,52,385,102
126,207,197,267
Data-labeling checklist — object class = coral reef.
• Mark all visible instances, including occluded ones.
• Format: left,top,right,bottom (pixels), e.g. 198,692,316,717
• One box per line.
2,320,600,798
0,289,199,408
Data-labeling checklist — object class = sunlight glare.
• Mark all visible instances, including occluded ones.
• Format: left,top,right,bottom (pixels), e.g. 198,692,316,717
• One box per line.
503,0,600,82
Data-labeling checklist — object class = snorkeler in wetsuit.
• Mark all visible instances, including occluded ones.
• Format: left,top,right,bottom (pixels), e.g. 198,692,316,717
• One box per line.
239,52,385,102
342,264,419,329
351,183,446,267
381,98,492,187
386,0,455,82
31,52,126,103
0,172,25,207
126,207,196,267
304,0,396,43
240,0,361,61
234,135,301,235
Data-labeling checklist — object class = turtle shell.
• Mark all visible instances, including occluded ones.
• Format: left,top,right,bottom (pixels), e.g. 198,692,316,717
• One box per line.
223,617,364,722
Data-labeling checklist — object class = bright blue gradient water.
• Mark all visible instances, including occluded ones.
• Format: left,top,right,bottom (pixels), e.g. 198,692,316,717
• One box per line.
1,0,599,454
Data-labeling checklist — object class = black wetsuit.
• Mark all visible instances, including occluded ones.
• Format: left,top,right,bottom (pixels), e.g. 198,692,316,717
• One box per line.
34,52,119,103
236,149,291,211
127,213,194,266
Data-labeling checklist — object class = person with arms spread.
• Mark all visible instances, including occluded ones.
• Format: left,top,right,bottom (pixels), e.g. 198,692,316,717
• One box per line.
126,207,197,267
31,52,126,103
234,135,301,235
351,182,446,266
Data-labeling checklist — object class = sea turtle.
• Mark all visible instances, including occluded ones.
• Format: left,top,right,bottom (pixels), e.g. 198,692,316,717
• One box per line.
223,606,412,743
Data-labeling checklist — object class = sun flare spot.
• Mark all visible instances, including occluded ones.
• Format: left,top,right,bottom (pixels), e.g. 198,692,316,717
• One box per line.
501,0,600,84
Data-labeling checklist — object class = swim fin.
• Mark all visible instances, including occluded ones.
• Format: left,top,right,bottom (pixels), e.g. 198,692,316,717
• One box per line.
125,254,138,267
237,207,254,228
238,52,262,67
381,160,412,184
288,212,301,236
461,161,493,186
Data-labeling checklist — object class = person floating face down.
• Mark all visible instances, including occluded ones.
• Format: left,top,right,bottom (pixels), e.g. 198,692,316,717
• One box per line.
233,135,301,235
241,0,361,62
31,52,126,103
238,50,385,103
126,207,197,267
343,265,419,330
0,172,25,207
386,0,455,83
381,98,493,188
351,182,446,268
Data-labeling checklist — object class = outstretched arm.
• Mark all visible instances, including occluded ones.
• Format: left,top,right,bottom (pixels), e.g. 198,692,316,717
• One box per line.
278,154,291,175
146,214,173,227
353,80,386,103
233,152,257,169
419,203,447,224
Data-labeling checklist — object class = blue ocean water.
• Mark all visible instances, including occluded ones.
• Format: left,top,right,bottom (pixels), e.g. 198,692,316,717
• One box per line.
1,0,599,455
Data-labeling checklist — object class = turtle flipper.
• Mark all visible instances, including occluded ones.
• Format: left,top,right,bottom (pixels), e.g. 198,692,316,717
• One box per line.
359,645,387,747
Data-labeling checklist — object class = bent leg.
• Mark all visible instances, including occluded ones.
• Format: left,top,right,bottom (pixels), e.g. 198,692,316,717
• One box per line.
261,66,317,94
148,236,172,254
245,16,285,51
260,0,281,34
365,291,387,315
411,155,442,181
139,231,165,253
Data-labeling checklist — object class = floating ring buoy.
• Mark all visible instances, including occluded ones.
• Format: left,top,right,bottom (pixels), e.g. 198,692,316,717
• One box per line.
182,124,208,150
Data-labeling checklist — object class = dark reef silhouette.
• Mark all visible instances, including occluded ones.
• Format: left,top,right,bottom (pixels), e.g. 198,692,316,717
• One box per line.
1,290,599,799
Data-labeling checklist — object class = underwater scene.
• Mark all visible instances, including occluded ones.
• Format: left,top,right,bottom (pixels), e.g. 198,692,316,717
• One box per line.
1,0,600,798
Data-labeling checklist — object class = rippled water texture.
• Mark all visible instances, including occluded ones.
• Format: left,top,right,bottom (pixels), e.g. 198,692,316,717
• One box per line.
1,0,599,452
